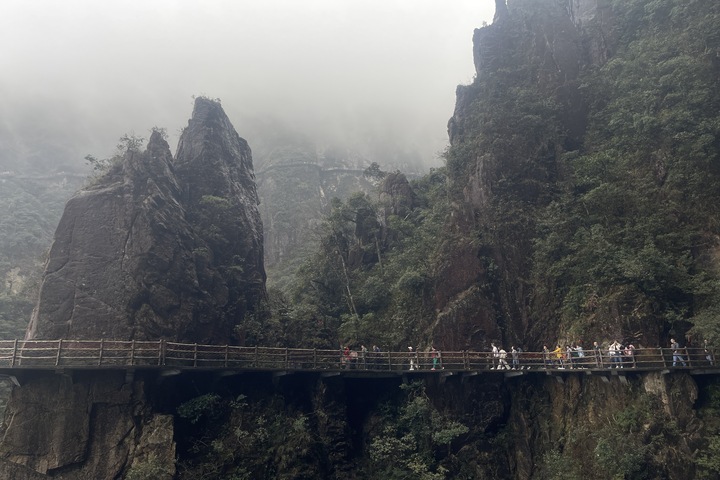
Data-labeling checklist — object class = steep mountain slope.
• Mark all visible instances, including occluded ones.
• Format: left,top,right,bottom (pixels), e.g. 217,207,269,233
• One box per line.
439,0,720,350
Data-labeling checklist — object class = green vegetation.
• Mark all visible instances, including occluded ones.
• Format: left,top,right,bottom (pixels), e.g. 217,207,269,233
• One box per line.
175,381,469,480
177,393,223,425
176,393,320,480
541,391,688,480
269,167,450,350
262,0,720,351
125,456,173,480
529,0,720,343
365,381,468,479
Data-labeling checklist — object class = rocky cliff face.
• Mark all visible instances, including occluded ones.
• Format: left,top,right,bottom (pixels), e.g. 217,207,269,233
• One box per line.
440,0,614,350
1,98,266,478
26,98,266,344
0,372,175,480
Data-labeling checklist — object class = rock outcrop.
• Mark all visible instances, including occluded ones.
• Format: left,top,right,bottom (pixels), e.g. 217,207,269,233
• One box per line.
440,0,614,350
379,172,415,219
0,373,175,480
26,98,266,344
3,98,266,478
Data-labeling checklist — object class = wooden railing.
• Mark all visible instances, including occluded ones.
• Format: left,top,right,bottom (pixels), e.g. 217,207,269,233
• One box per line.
0,340,715,373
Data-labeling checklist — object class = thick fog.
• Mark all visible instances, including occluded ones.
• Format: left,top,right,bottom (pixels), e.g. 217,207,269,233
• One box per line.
0,0,494,173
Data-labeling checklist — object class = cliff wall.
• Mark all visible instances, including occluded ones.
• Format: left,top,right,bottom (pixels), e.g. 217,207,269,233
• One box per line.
1,98,267,478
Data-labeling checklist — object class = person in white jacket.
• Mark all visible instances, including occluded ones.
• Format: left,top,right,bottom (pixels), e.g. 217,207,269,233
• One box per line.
497,348,510,370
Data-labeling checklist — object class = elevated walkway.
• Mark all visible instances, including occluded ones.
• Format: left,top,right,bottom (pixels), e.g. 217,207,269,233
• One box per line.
0,340,714,382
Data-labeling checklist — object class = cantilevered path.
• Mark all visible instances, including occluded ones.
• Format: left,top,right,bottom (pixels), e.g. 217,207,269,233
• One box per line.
0,340,716,378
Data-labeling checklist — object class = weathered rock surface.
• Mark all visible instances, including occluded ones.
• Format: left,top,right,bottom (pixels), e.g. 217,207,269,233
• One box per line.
0,372,174,479
441,0,614,350
379,172,415,219
26,98,266,344
6,98,266,478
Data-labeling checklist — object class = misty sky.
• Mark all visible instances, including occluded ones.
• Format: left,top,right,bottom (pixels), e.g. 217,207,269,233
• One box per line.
1,1,495,171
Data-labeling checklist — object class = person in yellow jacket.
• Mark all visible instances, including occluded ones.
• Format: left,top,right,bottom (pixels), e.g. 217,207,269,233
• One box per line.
552,345,564,368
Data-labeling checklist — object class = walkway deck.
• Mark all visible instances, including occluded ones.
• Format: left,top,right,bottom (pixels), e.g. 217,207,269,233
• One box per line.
0,340,715,377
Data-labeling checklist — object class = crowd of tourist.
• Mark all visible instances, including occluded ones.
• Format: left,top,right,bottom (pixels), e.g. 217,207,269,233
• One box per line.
337,338,715,371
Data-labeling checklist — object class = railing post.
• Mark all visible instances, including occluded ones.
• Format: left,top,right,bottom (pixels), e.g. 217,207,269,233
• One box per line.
285,347,289,369
55,339,63,366
254,345,259,367
224,345,229,368
193,343,198,367
130,340,136,366
388,351,392,371
158,340,164,366
463,351,469,370
313,348,317,369
684,347,691,367
98,339,104,366
661,347,668,368
11,339,18,367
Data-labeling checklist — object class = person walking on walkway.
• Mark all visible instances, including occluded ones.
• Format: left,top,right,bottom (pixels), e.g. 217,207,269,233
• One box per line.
491,343,499,369
566,345,575,369
609,341,622,368
705,340,714,366
671,338,687,367
342,345,350,369
498,348,510,369
574,343,585,368
431,346,442,370
624,343,636,368
552,345,564,368
543,345,551,368
408,346,417,370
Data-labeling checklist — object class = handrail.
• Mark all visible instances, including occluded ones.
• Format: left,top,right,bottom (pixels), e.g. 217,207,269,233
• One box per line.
0,340,715,373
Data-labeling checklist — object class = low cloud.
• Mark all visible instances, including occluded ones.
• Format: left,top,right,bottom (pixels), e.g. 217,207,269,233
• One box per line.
0,0,494,172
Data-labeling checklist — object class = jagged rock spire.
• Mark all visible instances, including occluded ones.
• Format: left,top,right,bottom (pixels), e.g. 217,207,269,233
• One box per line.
27,99,266,343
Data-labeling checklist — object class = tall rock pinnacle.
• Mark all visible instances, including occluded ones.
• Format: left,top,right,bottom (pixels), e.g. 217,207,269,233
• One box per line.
26,98,266,343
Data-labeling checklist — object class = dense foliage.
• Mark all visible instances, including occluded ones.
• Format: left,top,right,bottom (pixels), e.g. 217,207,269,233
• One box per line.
264,167,451,351
531,0,720,344
174,380,470,480
262,0,720,354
